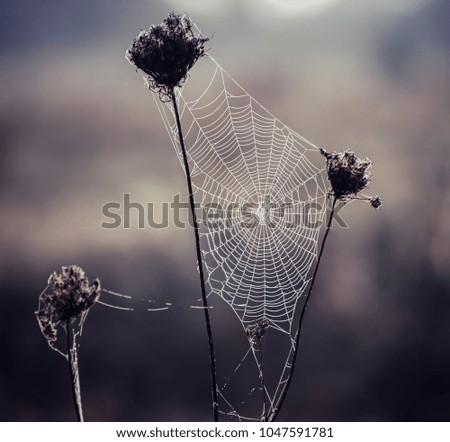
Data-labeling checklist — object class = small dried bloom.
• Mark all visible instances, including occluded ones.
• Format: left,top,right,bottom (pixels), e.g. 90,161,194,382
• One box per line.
36,311,57,343
126,12,209,101
36,265,100,344
369,195,382,209
320,148,372,199
246,319,270,344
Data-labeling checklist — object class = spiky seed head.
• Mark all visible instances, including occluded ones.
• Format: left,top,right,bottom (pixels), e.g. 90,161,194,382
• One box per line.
246,319,270,344
369,195,382,209
36,265,100,343
320,148,372,199
126,12,209,101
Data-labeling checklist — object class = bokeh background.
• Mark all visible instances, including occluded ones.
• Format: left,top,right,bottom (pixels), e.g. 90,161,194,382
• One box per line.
1,0,450,421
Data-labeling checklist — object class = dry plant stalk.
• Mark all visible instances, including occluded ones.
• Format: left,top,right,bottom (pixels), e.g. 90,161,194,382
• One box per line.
269,148,381,421
36,265,100,422
127,13,219,421
127,13,382,422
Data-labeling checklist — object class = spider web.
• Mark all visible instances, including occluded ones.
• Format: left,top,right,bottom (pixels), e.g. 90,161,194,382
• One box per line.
155,56,328,333
153,51,330,420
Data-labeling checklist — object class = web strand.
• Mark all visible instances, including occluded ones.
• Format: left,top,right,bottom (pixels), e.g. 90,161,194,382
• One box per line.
155,56,327,333
152,24,329,420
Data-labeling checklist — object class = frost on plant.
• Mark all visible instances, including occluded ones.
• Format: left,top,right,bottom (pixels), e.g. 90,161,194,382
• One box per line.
35,265,100,356
126,12,209,101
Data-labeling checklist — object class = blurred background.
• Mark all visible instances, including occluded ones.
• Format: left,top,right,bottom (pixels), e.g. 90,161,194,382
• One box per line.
1,0,449,421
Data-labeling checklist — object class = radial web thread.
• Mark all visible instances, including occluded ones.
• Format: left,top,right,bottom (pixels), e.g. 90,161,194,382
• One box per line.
155,55,329,337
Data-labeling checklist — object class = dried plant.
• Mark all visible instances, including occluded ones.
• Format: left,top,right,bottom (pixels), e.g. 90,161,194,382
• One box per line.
246,319,270,421
36,265,100,422
126,12,209,102
370,195,382,209
269,149,381,421
320,148,382,208
126,13,381,422
127,12,219,421
246,319,270,346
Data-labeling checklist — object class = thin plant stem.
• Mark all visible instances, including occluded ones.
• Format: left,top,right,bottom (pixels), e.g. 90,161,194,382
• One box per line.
269,195,337,422
170,88,219,422
66,320,83,422
257,338,268,422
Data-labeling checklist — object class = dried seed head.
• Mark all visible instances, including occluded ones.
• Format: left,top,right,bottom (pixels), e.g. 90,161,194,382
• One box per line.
36,265,100,346
246,319,270,344
126,12,209,101
36,311,57,343
369,195,382,209
320,148,372,199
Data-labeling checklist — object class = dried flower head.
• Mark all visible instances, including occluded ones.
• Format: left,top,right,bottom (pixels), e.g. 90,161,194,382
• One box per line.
320,148,372,199
246,319,270,344
369,195,382,209
126,12,209,101
36,265,100,344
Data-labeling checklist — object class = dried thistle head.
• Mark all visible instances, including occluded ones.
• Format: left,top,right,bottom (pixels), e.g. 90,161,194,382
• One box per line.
36,265,100,346
320,148,372,199
320,148,382,209
369,195,382,209
246,319,270,344
126,12,209,101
